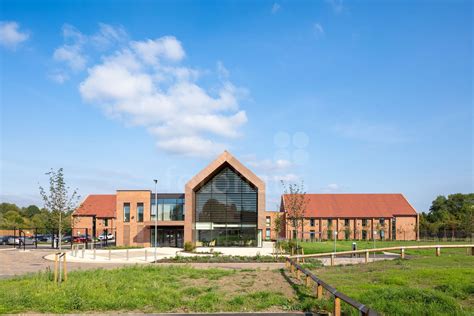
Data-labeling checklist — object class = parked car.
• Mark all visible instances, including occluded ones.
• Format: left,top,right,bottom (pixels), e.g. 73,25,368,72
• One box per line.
0,235,10,245
73,235,92,243
61,235,72,243
7,236,35,245
98,233,115,241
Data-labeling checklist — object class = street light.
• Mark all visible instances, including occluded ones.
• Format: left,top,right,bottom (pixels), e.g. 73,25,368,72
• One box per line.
153,179,158,262
334,231,338,253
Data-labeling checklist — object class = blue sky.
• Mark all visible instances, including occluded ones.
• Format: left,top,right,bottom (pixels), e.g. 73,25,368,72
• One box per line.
0,0,472,212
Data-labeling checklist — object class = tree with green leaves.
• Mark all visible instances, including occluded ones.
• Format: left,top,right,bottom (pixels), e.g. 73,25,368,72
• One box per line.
421,193,473,238
281,180,308,251
273,212,284,239
39,168,80,250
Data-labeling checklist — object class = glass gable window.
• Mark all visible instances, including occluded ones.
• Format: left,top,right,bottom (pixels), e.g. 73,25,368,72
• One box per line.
195,166,258,247
123,203,130,222
137,203,144,222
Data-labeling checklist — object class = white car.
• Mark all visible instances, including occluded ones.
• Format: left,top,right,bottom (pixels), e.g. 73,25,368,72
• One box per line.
98,233,114,240
7,236,35,245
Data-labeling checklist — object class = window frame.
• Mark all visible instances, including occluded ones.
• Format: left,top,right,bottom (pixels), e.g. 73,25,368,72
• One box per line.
123,203,130,223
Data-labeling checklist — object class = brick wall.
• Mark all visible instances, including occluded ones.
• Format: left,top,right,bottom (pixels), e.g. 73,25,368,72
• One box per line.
116,190,152,247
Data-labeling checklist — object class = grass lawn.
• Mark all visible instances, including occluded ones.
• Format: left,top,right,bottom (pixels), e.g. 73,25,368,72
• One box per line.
0,266,298,314
299,240,473,256
300,251,474,315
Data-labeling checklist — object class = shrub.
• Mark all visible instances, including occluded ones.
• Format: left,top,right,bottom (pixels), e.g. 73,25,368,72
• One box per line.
184,241,195,252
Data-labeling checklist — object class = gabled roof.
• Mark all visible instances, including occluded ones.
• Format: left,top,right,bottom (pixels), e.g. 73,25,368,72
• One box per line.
74,194,116,218
185,150,265,192
282,193,417,218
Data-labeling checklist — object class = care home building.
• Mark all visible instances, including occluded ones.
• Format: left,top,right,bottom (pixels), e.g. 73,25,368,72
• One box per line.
73,151,419,247
73,151,266,247
280,194,419,241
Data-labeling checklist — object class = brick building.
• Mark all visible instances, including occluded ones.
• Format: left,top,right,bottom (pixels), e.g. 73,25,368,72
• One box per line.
281,194,419,241
72,194,116,238
73,152,419,246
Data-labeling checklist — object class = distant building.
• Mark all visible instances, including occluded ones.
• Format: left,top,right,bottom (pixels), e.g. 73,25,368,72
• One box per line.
281,194,419,241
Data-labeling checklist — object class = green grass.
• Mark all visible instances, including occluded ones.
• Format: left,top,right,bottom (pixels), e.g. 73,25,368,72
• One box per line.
299,240,473,256
0,266,296,314
302,253,474,315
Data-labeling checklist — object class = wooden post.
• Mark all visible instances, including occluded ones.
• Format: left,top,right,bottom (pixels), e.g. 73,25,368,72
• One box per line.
330,254,334,266
334,297,341,316
63,254,67,282
436,247,440,257
316,284,323,299
290,263,295,274
305,275,311,287
53,254,58,283
401,248,405,259
471,247,474,256
301,248,305,263
365,251,369,263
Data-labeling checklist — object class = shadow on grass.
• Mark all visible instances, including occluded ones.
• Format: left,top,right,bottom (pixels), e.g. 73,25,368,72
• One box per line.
279,268,332,313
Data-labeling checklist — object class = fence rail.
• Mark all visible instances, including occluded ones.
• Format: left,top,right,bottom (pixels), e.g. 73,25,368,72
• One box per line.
285,244,474,316
286,257,378,316
291,244,474,262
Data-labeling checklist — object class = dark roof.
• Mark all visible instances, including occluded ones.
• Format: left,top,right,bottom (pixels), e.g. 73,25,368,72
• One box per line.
282,193,417,218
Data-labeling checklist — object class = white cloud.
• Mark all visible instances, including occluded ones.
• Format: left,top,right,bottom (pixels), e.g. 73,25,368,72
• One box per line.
0,21,29,49
92,23,127,49
54,45,86,71
131,36,185,65
333,120,407,143
326,0,345,14
313,23,325,38
271,3,281,14
52,23,127,79
78,34,247,158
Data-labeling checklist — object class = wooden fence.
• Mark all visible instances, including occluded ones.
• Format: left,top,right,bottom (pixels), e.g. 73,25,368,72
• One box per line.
285,244,473,315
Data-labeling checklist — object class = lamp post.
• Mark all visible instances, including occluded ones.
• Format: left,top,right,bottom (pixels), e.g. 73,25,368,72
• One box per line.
153,179,158,262
334,231,338,253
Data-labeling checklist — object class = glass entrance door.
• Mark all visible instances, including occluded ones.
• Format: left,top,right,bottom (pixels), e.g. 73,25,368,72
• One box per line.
150,227,184,248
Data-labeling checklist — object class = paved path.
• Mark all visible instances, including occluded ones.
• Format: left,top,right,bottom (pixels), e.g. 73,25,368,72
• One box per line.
0,249,285,279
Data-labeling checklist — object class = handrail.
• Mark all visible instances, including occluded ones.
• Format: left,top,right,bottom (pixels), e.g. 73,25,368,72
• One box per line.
285,244,473,315
290,244,474,260
286,257,378,316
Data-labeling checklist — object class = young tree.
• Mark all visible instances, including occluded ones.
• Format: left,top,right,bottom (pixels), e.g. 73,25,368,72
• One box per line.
39,168,80,250
281,180,308,250
273,212,284,239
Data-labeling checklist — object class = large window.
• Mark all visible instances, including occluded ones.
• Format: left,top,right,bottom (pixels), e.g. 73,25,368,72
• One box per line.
195,166,258,247
151,197,184,221
123,203,130,222
137,203,144,222
266,216,271,227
